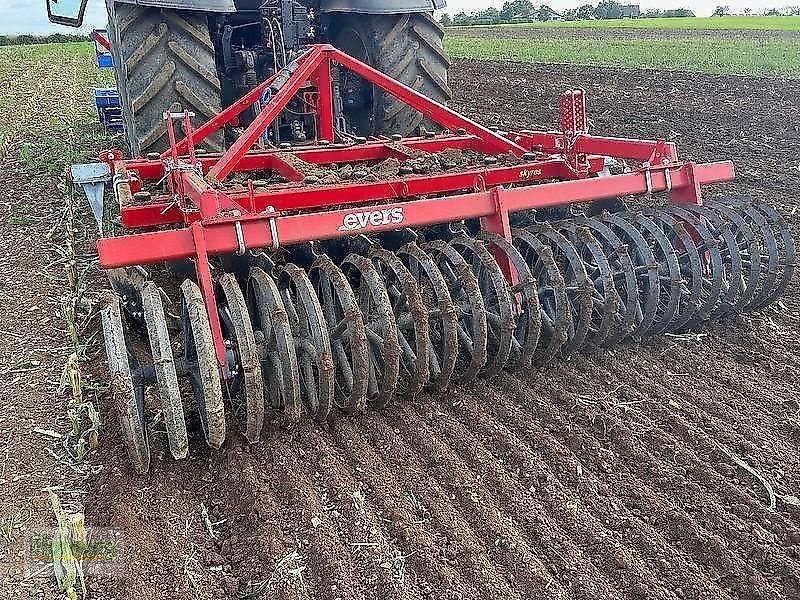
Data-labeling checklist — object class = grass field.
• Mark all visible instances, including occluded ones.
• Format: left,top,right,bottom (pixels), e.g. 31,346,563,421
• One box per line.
0,42,113,156
456,15,800,30
444,35,800,77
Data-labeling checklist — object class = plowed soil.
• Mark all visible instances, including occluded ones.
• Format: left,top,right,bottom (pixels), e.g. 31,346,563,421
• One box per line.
2,53,799,600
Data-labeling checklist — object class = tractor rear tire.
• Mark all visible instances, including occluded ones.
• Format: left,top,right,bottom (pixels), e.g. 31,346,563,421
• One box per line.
106,1,223,157
331,12,451,137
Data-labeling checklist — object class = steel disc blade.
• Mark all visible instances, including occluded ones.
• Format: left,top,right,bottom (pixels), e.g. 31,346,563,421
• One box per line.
659,205,724,324
277,263,335,421
477,231,541,370
141,281,188,460
181,279,226,449
101,292,150,474
370,248,430,397
733,202,780,309
341,253,400,408
423,239,487,384
449,235,515,376
308,254,369,413
749,201,795,308
107,267,147,322
621,211,683,335
218,273,265,443
647,210,703,331
705,202,763,312
581,216,639,345
513,227,569,364
599,211,659,339
557,220,625,348
397,241,458,392
247,267,302,421
531,222,592,355
678,203,743,319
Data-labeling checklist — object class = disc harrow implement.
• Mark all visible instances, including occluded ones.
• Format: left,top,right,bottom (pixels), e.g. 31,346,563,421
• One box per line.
71,45,794,471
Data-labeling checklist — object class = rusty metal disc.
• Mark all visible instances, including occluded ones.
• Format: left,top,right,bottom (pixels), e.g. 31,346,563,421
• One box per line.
308,254,369,413
621,212,683,335
650,209,703,331
217,273,265,443
659,205,724,324
531,222,592,355
341,253,400,408
598,211,659,339
513,226,569,364
750,201,795,308
181,279,226,449
276,263,335,421
678,203,743,319
101,292,150,474
735,201,780,310
423,239,487,384
247,267,301,421
704,202,762,312
370,248,430,397
141,281,188,460
576,216,639,345
449,235,514,376
396,241,458,392
107,267,148,322
477,231,541,371
557,220,623,348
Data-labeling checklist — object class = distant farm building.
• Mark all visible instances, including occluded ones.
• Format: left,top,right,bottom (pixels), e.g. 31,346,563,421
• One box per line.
621,4,641,18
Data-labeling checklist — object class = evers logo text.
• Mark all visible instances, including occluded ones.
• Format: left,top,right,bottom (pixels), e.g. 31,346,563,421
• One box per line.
338,208,405,232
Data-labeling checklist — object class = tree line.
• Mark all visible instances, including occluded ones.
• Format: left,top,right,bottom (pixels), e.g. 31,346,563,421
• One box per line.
0,33,88,46
442,0,800,26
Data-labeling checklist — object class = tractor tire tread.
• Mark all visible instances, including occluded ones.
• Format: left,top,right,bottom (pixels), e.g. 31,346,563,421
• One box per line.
106,1,222,156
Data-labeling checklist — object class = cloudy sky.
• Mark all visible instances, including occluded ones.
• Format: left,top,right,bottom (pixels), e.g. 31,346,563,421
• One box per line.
1,0,792,34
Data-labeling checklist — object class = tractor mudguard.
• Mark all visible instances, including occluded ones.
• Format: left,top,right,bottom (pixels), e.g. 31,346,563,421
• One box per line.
319,0,445,13
114,0,236,12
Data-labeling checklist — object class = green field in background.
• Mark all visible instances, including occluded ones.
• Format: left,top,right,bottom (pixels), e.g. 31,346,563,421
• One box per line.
455,16,800,30
445,36,800,77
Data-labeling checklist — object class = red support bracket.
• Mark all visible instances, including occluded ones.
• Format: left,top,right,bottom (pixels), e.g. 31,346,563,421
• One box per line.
670,162,706,205
163,71,280,160
560,89,590,174
480,186,518,286
329,47,526,156
190,222,229,378
314,56,335,142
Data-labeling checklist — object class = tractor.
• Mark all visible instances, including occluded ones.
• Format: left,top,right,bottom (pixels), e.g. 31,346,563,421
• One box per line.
46,0,450,156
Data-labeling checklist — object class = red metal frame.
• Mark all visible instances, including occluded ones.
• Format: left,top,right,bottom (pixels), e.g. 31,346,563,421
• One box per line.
97,44,735,377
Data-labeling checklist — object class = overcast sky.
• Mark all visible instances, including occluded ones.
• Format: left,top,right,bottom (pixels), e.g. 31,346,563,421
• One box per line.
1,0,792,34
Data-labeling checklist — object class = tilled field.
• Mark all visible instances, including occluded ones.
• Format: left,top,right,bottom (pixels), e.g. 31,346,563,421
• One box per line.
3,52,800,600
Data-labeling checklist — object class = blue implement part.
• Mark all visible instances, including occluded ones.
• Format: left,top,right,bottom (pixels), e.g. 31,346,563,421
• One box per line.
95,88,124,131
98,53,115,69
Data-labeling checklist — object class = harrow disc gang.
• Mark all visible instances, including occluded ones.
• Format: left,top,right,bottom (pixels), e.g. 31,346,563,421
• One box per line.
101,197,793,472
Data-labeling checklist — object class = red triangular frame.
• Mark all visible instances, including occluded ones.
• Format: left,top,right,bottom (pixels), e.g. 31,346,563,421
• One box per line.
164,44,526,183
